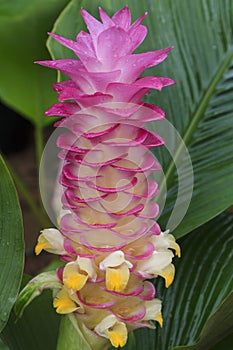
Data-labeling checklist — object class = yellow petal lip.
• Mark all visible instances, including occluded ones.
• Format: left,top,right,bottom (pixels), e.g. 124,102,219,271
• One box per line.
107,323,127,348
63,257,96,292
53,288,79,314
156,313,163,327
106,263,130,292
171,242,181,258
95,315,128,348
162,264,175,288
63,272,88,291
35,242,46,256
34,228,66,255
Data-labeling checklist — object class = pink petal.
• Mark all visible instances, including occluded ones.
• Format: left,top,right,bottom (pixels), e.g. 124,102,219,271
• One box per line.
45,102,79,117
112,6,131,30
101,283,144,297
96,27,132,65
112,153,161,173
74,92,113,108
65,188,106,204
75,31,96,57
102,128,148,147
143,130,164,147
57,133,89,153
36,59,84,80
139,281,156,300
98,7,114,27
128,25,147,52
48,32,79,54
80,235,126,252
78,70,121,92
136,202,160,219
53,80,77,92
88,177,138,193
125,242,154,260
128,179,158,199
117,47,173,82
115,303,146,322
130,12,148,29
108,203,144,217
77,290,116,309
135,76,176,90
81,8,104,40
131,103,165,122
107,82,149,102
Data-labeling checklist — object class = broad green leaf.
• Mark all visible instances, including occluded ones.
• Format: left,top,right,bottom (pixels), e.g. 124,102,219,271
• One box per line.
210,332,233,350
47,0,233,237
134,212,233,350
144,0,233,238
0,276,60,350
0,0,70,126
0,338,9,350
0,155,24,332
172,293,233,350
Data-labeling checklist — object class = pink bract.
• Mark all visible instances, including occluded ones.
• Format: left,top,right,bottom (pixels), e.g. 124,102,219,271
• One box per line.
34,6,180,349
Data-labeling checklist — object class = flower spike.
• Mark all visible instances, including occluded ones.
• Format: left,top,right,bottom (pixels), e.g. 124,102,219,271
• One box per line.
18,6,180,349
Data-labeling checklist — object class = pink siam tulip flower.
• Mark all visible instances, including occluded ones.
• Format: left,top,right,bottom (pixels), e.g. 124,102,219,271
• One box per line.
17,6,180,349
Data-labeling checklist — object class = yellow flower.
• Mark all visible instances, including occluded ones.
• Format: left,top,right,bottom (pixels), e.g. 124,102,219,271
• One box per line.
53,287,84,314
35,228,66,256
95,315,127,348
100,251,133,292
63,257,97,292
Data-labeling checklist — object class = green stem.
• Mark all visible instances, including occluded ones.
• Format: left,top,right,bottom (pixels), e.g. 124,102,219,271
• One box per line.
6,160,50,228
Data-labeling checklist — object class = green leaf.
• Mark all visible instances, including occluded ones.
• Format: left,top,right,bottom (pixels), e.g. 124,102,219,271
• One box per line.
47,0,233,237
134,212,233,350
143,0,233,238
172,293,233,350
210,332,233,350
57,314,108,350
14,271,61,319
0,275,60,350
0,155,24,332
0,338,9,350
57,315,92,350
0,0,70,126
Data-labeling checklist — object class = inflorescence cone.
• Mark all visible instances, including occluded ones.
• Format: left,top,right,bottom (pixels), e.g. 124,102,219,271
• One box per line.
20,6,180,349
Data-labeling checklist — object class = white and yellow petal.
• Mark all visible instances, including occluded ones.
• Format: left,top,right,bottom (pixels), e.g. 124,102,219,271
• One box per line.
53,287,84,314
152,230,181,257
35,228,66,256
100,251,132,270
63,257,96,292
143,299,163,327
95,314,128,348
106,263,130,292
159,263,175,288
137,250,174,274
100,251,133,292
